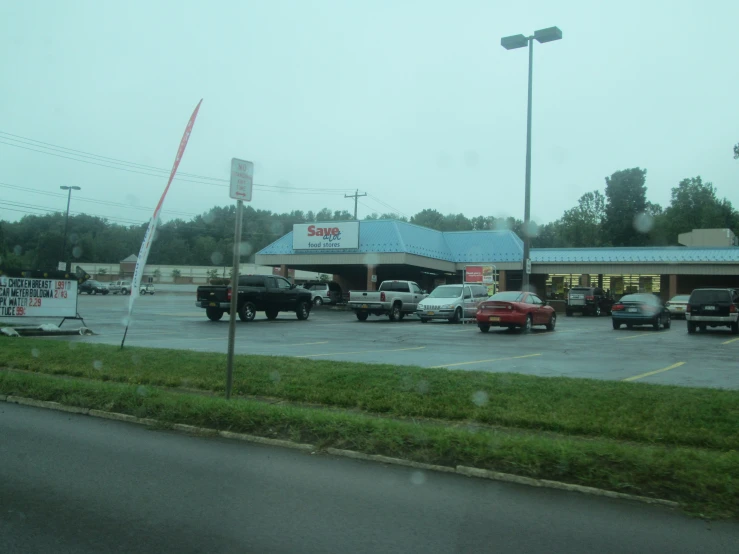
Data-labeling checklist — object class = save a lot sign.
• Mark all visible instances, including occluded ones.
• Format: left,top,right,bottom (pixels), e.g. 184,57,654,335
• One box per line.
292,222,360,250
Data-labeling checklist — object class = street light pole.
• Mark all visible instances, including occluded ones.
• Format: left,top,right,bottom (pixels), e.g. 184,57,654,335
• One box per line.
60,185,81,273
501,26,562,291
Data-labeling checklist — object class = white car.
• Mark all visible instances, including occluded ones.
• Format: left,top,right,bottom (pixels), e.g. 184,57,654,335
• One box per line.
665,295,690,318
140,284,156,295
416,284,489,323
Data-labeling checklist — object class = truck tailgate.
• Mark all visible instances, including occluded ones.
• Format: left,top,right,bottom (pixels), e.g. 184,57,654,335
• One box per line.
196,286,229,303
349,291,382,303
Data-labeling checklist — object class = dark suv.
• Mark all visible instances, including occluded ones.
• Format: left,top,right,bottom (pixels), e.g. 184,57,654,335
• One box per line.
566,286,613,317
79,279,109,295
686,288,739,334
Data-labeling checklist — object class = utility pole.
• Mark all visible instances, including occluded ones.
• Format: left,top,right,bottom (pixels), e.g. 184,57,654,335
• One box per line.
344,189,367,220
59,185,81,273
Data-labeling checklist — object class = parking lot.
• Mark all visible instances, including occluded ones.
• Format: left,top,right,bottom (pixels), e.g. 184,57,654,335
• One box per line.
17,293,739,389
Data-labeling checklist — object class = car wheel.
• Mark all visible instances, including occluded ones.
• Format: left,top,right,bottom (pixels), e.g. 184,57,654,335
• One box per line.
731,321,739,335
663,314,671,330
687,321,696,334
522,314,533,334
546,313,556,331
122,289,129,295
266,310,279,320
450,307,462,324
313,297,323,307
565,309,572,317
238,301,256,322
296,302,310,321
653,317,661,331
91,289,97,295
594,306,601,317
206,307,224,322
478,324,490,333
420,318,429,323
356,312,369,321
388,303,401,321
612,320,621,330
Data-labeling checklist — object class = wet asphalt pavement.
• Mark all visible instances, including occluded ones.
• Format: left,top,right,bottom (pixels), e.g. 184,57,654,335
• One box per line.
16,292,739,389
3,401,739,554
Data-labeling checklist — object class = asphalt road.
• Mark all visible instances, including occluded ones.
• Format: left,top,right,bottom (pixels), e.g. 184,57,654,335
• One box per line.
17,293,739,388
2,402,738,554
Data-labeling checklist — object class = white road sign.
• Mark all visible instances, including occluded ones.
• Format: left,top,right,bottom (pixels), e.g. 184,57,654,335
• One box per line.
0,276,78,318
230,158,254,201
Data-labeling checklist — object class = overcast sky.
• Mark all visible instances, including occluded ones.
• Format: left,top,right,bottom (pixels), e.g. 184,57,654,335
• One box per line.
1,1,737,229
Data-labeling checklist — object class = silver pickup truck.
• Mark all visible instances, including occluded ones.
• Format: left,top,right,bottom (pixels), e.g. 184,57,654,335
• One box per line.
348,280,427,321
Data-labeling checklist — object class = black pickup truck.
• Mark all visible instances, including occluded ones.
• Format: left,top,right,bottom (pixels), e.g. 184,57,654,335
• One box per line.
196,275,312,322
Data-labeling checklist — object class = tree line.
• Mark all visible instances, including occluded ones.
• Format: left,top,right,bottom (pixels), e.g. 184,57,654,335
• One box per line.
1,168,737,271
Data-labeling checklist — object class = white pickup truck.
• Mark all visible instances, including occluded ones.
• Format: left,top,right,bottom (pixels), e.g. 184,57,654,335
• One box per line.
348,280,428,321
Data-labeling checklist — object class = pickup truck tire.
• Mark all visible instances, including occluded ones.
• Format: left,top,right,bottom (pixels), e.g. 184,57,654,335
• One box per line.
266,310,279,320
121,288,129,295
206,307,224,322
238,302,256,322
356,312,369,321
565,309,572,317
388,303,402,321
296,302,310,320
731,321,739,334
398,313,405,321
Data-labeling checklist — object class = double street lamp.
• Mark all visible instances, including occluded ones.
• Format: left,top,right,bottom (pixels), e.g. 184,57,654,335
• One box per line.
501,26,562,290
60,185,81,272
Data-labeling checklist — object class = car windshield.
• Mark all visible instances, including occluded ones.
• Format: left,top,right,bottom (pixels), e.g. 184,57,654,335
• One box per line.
427,286,462,298
489,292,525,302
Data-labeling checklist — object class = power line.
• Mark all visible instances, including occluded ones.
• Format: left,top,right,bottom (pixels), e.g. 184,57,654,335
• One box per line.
0,200,147,225
0,131,356,193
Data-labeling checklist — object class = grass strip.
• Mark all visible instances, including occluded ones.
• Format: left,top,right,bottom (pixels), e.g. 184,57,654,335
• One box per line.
2,338,738,451
1,370,738,519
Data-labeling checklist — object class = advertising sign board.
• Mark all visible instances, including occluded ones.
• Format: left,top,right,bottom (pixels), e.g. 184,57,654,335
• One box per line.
0,276,78,318
292,222,360,250
465,265,495,283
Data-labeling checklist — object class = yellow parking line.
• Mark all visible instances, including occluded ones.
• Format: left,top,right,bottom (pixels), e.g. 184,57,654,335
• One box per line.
297,346,425,358
722,337,739,345
432,353,541,368
622,362,685,382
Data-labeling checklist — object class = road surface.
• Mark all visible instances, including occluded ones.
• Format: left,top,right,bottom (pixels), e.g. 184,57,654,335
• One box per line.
2,402,737,553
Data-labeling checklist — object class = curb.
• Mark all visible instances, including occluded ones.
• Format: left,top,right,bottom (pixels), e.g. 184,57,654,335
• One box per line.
0,394,679,510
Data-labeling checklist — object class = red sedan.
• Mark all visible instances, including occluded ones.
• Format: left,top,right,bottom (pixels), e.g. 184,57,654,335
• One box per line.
476,291,556,333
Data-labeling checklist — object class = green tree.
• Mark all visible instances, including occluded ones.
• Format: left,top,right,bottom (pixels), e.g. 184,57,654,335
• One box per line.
559,191,607,247
152,268,161,282
658,177,738,243
602,168,649,246
171,268,181,280
410,209,445,230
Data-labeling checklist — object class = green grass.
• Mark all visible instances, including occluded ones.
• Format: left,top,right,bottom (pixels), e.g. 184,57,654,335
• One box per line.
1,338,738,452
1,370,737,519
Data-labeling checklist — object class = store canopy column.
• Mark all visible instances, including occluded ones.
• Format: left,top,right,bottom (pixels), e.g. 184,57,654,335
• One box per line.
498,270,507,292
366,265,377,291
669,274,677,299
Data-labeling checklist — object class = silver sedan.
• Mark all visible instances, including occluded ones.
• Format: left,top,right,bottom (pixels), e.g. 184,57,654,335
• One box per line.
665,295,690,318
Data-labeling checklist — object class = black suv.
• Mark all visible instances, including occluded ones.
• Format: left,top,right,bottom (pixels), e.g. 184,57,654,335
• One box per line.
685,288,739,334
566,286,613,317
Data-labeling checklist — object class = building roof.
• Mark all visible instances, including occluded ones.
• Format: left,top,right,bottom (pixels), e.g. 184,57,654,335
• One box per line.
120,254,138,263
258,221,739,266
531,247,739,264
257,220,524,263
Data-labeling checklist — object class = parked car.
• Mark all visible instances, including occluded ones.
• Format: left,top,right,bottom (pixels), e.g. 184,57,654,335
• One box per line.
196,274,312,322
611,293,671,330
665,295,690,318
685,288,739,334
416,284,489,323
303,281,343,306
566,286,613,316
79,279,109,295
109,280,132,295
140,283,155,295
348,280,427,321
476,291,556,333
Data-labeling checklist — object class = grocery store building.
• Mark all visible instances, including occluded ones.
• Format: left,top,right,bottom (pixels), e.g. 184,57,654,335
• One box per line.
256,221,739,301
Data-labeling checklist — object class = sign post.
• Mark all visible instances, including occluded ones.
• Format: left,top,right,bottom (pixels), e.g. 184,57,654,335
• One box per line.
226,158,253,400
